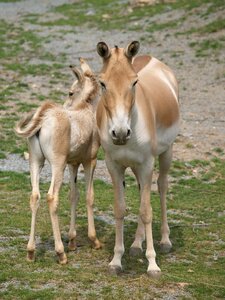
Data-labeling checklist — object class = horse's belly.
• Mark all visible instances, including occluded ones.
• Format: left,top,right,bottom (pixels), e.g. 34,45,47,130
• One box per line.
156,122,179,155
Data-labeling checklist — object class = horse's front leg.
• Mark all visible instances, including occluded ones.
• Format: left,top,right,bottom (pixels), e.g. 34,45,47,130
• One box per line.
106,158,126,274
129,168,145,256
136,162,161,277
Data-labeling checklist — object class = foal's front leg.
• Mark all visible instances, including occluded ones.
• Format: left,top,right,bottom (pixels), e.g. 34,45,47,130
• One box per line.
106,158,126,274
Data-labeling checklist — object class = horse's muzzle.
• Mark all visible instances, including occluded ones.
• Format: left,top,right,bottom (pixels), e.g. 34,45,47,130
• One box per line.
111,128,131,145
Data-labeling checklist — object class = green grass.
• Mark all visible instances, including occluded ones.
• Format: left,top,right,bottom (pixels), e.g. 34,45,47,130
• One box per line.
97,146,105,160
200,18,225,33
0,115,22,153
189,38,224,57
0,158,225,299
0,0,22,2
34,0,225,32
0,1,225,296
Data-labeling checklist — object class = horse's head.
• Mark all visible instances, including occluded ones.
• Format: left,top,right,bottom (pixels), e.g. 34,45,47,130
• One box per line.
97,41,140,145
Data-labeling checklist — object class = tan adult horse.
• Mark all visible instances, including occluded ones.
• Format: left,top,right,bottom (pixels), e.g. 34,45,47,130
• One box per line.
96,41,180,276
15,59,101,264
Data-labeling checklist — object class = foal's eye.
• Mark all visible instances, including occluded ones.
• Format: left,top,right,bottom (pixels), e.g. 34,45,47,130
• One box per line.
100,81,106,91
69,91,74,96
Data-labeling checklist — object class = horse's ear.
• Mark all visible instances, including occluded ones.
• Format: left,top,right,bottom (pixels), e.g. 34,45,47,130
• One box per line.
69,65,84,82
124,41,140,59
97,42,111,59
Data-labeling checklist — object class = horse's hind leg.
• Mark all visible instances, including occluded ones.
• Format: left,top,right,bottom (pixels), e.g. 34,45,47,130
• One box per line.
158,145,173,253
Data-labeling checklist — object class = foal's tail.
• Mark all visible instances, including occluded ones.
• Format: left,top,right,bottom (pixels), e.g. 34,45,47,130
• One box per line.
15,101,56,138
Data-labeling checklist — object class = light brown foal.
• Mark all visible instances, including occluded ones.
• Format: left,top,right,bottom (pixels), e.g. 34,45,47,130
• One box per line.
96,41,180,276
15,59,101,264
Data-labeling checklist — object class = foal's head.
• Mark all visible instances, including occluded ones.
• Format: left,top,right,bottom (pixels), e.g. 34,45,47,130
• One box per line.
64,58,99,109
97,41,140,145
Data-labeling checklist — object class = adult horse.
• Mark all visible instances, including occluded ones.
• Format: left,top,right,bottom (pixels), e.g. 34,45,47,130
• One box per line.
96,41,180,276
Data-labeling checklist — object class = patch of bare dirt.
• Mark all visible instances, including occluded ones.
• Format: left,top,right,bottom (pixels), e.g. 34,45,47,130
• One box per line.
0,0,224,179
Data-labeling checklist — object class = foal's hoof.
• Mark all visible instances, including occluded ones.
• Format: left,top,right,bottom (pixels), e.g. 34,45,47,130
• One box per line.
92,239,102,250
129,247,143,257
109,265,122,275
57,252,68,265
27,251,35,262
160,243,172,254
68,240,77,251
147,270,161,279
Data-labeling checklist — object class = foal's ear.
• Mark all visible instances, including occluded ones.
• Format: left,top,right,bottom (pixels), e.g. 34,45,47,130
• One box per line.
69,65,84,82
97,42,111,59
124,41,140,59
79,57,93,76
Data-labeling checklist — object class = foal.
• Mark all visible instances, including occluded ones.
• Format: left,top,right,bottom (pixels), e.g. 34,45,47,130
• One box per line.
96,41,180,276
15,59,101,264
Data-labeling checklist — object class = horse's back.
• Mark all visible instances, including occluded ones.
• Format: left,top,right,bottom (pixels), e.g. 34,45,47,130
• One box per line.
134,55,179,129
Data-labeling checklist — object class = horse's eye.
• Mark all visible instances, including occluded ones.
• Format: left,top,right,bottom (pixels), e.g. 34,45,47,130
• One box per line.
69,91,74,96
100,81,106,91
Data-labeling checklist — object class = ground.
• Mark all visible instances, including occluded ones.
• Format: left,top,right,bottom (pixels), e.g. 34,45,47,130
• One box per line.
0,1,225,299
0,0,224,165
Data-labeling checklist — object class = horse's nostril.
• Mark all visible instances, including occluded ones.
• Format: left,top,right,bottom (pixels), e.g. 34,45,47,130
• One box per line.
127,129,131,137
112,130,117,138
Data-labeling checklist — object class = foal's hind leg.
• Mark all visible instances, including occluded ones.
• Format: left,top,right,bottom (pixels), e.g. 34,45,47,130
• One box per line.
68,164,79,251
83,159,101,249
27,136,45,261
47,159,67,264
158,146,173,253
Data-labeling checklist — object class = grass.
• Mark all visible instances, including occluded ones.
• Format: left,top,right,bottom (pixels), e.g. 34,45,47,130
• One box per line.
0,0,225,297
189,39,224,57
0,158,225,299
34,0,225,33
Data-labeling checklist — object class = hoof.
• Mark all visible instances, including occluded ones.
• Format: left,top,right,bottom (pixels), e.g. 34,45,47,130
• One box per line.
68,240,77,251
129,247,143,257
160,243,172,254
57,252,68,265
27,251,35,262
109,265,122,275
93,239,102,250
147,270,161,279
